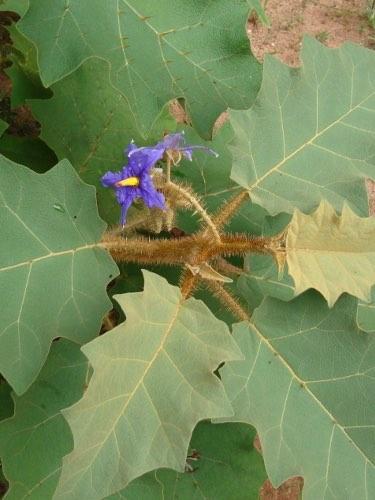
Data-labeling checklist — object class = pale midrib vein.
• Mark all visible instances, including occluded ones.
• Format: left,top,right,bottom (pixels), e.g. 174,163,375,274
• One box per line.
0,244,99,274
122,1,238,97
287,248,375,254
250,91,375,190
58,296,186,491
250,323,374,467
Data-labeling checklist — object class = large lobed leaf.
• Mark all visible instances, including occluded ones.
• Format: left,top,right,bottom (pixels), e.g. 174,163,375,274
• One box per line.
19,0,263,137
286,200,375,307
219,292,375,498
54,271,242,499
0,156,117,394
230,36,375,216
239,201,375,313
358,287,375,334
110,421,267,499
0,359,266,500
0,341,89,499
30,58,176,224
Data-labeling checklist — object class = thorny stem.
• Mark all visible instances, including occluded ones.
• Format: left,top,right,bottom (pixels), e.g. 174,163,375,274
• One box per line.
179,268,199,299
167,181,222,242
212,189,249,230
101,233,273,266
215,257,244,277
203,280,250,322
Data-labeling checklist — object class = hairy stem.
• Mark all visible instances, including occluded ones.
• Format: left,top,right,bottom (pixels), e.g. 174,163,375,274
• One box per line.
102,234,198,265
212,189,249,230
203,280,250,322
179,268,199,299
215,257,244,277
101,232,273,266
167,181,221,243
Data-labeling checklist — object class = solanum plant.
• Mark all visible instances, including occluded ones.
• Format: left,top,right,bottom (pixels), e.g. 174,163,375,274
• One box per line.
0,1,374,499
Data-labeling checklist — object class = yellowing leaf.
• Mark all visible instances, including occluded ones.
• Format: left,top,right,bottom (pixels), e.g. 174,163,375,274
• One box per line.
55,271,242,499
286,200,375,307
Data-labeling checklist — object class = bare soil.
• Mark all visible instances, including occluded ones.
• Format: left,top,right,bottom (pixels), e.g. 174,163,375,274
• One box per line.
249,0,374,66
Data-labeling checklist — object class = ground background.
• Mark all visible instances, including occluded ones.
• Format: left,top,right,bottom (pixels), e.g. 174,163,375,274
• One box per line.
249,0,374,65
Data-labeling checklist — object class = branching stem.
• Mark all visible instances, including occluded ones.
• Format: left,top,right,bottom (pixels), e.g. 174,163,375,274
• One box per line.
101,233,273,265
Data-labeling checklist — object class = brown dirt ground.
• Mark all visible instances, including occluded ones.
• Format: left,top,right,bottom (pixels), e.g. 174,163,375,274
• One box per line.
249,0,374,65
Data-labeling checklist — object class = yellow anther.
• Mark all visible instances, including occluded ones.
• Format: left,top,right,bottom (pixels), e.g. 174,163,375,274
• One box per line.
115,176,140,187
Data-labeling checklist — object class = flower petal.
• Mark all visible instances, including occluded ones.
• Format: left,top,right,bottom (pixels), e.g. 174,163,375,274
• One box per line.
119,196,134,226
160,132,185,150
124,141,138,157
180,145,219,160
128,147,164,173
101,170,123,187
140,186,166,210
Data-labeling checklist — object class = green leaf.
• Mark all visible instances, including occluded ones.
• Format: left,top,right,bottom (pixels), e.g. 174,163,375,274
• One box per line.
230,36,375,216
237,212,294,311
0,0,28,16
0,135,57,172
0,155,117,394
0,120,7,138
238,254,295,312
110,421,267,499
220,292,375,498
176,123,269,235
55,270,242,499
286,200,375,307
0,340,90,499
30,58,175,224
358,287,375,333
6,25,51,107
19,0,262,137
7,62,45,107
0,383,13,423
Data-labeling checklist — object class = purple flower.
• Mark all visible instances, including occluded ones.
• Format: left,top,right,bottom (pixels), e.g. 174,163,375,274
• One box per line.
128,131,218,165
101,146,166,226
